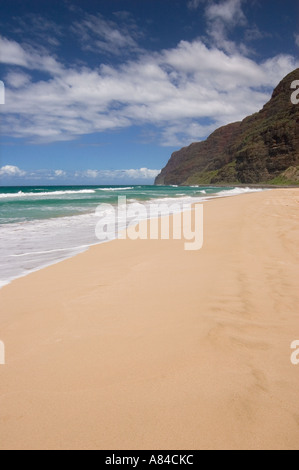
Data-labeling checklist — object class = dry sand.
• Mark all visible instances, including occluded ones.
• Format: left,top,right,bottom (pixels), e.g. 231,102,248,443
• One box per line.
0,189,298,450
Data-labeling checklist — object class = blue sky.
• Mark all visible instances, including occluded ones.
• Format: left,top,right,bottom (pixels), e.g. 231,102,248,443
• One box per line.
0,0,298,185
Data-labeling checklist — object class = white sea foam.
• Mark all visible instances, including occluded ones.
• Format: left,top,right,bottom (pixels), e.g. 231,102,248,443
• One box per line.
214,187,264,197
0,212,100,288
97,187,134,191
10,244,92,257
0,186,265,288
0,189,96,199
0,280,10,288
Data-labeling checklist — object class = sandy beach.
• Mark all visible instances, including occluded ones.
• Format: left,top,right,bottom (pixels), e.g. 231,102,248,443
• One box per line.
0,189,298,450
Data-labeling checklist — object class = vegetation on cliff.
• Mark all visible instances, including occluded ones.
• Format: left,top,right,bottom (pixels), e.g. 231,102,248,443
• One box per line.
155,69,299,186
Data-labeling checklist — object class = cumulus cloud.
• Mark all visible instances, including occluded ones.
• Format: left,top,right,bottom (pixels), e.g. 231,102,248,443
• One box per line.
0,166,160,182
0,36,29,67
81,168,160,180
0,35,63,75
0,11,298,148
0,165,26,177
118,168,160,179
0,166,68,181
5,71,31,88
206,0,246,25
54,170,66,177
84,169,99,179
205,0,247,53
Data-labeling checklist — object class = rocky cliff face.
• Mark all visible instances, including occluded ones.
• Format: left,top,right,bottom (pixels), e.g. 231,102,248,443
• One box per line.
155,69,299,186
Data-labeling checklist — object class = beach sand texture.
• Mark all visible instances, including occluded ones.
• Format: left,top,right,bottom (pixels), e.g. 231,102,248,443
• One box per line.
0,189,298,450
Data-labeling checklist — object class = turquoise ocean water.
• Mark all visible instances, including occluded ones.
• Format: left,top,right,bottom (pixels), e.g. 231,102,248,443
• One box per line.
0,185,262,287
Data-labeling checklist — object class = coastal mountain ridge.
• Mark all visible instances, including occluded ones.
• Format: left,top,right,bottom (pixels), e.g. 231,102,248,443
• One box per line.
155,69,299,186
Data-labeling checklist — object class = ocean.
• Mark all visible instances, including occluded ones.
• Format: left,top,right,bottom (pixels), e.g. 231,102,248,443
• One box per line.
0,185,262,287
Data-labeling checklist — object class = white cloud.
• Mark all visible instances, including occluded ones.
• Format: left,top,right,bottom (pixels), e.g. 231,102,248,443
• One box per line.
0,36,63,74
84,169,99,179
119,168,160,179
13,15,63,49
82,168,160,180
0,37,28,67
54,170,66,177
0,30,298,147
205,0,247,53
206,0,246,25
0,166,160,182
6,71,31,88
71,13,142,56
0,165,26,177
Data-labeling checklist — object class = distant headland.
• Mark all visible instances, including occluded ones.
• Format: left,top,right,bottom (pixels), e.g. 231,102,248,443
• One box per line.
155,69,299,186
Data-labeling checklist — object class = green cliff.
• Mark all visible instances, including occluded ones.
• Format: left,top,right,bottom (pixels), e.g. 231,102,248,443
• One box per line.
155,69,299,186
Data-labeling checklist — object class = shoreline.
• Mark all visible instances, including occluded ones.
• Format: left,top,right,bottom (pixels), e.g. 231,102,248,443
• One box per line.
0,189,298,450
0,186,265,289
156,183,299,189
